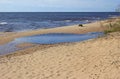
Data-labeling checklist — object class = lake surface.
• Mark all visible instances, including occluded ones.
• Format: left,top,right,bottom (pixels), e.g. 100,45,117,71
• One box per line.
0,32,104,55
0,12,120,32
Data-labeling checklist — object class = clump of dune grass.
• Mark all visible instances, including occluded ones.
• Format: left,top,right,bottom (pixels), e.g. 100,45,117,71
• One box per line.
104,19,120,34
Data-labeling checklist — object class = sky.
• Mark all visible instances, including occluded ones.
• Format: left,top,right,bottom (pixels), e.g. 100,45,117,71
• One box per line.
0,0,119,12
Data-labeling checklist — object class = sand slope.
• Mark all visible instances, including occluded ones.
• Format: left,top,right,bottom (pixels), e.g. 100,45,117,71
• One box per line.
0,32,120,79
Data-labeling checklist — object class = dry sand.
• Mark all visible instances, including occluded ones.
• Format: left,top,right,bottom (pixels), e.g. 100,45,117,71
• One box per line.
0,32,120,79
0,17,120,79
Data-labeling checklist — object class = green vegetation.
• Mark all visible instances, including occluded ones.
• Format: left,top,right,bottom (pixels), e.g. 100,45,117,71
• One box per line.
104,20,120,34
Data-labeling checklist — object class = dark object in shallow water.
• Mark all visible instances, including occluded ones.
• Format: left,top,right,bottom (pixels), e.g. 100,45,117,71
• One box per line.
78,24,83,27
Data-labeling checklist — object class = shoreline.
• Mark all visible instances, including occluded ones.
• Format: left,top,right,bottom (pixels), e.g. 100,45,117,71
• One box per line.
0,17,120,79
0,17,119,56
0,20,107,45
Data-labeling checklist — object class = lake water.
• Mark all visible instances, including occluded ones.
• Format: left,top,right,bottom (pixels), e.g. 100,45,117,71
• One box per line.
0,12,120,32
0,32,104,55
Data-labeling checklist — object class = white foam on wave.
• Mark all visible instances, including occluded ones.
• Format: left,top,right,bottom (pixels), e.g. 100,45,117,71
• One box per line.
0,22,8,25
64,20,71,22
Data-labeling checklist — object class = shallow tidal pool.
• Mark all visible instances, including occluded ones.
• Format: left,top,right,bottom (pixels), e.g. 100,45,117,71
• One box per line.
0,32,104,55
15,32,103,44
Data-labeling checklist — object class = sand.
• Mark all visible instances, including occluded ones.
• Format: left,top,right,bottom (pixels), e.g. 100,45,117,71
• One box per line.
0,32,120,79
1,17,118,45
0,20,108,45
0,17,120,79
1,17,119,45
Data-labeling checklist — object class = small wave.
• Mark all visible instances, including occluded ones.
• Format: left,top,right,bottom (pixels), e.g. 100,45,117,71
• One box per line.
83,20,92,23
0,22,8,25
85,20,89,22
64,20,71,22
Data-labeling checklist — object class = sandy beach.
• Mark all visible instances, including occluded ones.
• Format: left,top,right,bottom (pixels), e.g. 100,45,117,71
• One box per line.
0,20,108,45
0,17,119,45
0,17,120,79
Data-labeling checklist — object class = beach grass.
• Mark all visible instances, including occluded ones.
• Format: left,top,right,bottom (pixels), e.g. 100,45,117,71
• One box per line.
104,19,120,34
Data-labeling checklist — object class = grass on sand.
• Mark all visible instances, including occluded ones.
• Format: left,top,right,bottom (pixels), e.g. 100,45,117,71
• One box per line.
104,19,120,34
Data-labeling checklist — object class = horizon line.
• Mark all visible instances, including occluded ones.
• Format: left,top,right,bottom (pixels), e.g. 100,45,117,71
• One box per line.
0,11,118,13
